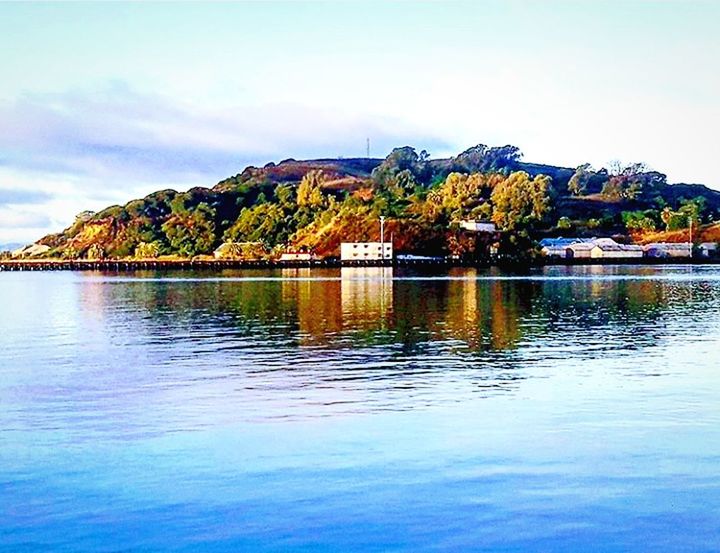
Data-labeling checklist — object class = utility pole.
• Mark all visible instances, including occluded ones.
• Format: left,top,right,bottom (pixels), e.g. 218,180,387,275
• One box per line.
366,138,370,159
380,215,385,259
689,216,693,258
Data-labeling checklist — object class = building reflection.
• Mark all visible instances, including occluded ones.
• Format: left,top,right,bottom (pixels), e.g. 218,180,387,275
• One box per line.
340,267,394,330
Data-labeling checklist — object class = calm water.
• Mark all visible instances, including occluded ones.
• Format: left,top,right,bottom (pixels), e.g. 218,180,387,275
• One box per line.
1,266,719,552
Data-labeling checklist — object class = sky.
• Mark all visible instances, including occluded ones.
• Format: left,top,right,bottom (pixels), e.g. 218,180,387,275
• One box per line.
1,0,719,244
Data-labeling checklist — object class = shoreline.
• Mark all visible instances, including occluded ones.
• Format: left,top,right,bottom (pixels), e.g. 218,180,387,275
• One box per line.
1,257,719,272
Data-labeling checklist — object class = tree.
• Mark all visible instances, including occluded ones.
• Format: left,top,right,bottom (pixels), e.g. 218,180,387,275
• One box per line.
297,170,326,208
85,243,105,260
557,217,573,230
490,172,552,230
681,197,706,222
275,184,295,209
372,147,432,186
622,211,656,232
162,201,217,256
452,144,522,174
224,203,288,246
568,163,593,196
661,199,704,231
419,172,500,224
391,169,418,193
601,162,666,201
600,177,625,201
134,241,161,259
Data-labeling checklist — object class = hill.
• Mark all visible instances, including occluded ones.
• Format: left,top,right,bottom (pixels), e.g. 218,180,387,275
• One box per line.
635,222,720,245
0,243,23,253
28,143,720,261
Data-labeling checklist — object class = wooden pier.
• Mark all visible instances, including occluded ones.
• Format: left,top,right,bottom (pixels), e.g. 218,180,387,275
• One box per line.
0,256,717,272
0,258,457,272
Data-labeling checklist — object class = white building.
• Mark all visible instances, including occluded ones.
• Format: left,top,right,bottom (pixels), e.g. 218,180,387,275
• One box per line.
699,242,718,258
458,220,496,233
589,238,644,259
340,242,393,262
279,251,313,262
539,238,593,258
643,243,692,258
566,242,595,259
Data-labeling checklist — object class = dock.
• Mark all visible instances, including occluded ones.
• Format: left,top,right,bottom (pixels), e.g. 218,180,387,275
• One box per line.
0,256,717,272
0,258,455,272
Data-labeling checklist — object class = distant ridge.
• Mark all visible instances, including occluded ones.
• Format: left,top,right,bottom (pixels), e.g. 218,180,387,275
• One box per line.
0,243,24,252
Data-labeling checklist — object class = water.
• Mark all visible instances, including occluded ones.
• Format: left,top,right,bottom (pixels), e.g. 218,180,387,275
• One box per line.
1,265,719,552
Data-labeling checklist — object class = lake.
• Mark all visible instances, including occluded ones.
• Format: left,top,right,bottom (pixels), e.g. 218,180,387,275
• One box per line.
1,265,719,552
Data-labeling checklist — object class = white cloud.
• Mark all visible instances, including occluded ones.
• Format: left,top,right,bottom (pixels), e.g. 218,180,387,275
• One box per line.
0,84,451,242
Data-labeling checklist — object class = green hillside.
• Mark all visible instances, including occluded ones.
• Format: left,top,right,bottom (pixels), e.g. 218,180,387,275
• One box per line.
30,144,720,261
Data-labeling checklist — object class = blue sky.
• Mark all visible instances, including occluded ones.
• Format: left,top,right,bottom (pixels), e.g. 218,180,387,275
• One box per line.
1,0,719,243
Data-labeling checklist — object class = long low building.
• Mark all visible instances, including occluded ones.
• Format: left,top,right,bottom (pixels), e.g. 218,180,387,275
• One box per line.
589,238,644,259
546,237,644,259
643,242,692,258
539,237,593,257
340,242,393,261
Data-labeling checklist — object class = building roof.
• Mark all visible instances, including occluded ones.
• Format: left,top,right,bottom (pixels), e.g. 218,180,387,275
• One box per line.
539,237,593,247
563,238,642,252
567,242,595,251
591,238,643,252
341,242,392,247
643,242,692,250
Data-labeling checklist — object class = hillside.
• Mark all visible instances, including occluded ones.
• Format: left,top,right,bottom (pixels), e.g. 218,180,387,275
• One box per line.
27,143,720,261
635,222,720,245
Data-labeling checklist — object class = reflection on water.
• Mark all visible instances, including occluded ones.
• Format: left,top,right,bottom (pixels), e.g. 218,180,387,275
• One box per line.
1,266,720,552
77,265,714,357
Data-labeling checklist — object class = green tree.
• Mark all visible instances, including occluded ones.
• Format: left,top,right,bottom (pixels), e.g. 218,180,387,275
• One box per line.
661,199,704,231
224,203,288,246
134,241,161,259
162,201,217,256
622,211,656,232
557,216,573,230
491,172,552,230
297,170,326,208
372,147,432,186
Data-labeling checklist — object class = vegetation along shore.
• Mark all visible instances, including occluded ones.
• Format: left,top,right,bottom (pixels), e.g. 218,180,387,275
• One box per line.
4,143,720,268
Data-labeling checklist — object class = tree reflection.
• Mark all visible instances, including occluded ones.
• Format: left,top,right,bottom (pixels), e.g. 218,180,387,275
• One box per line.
82,267,716,356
